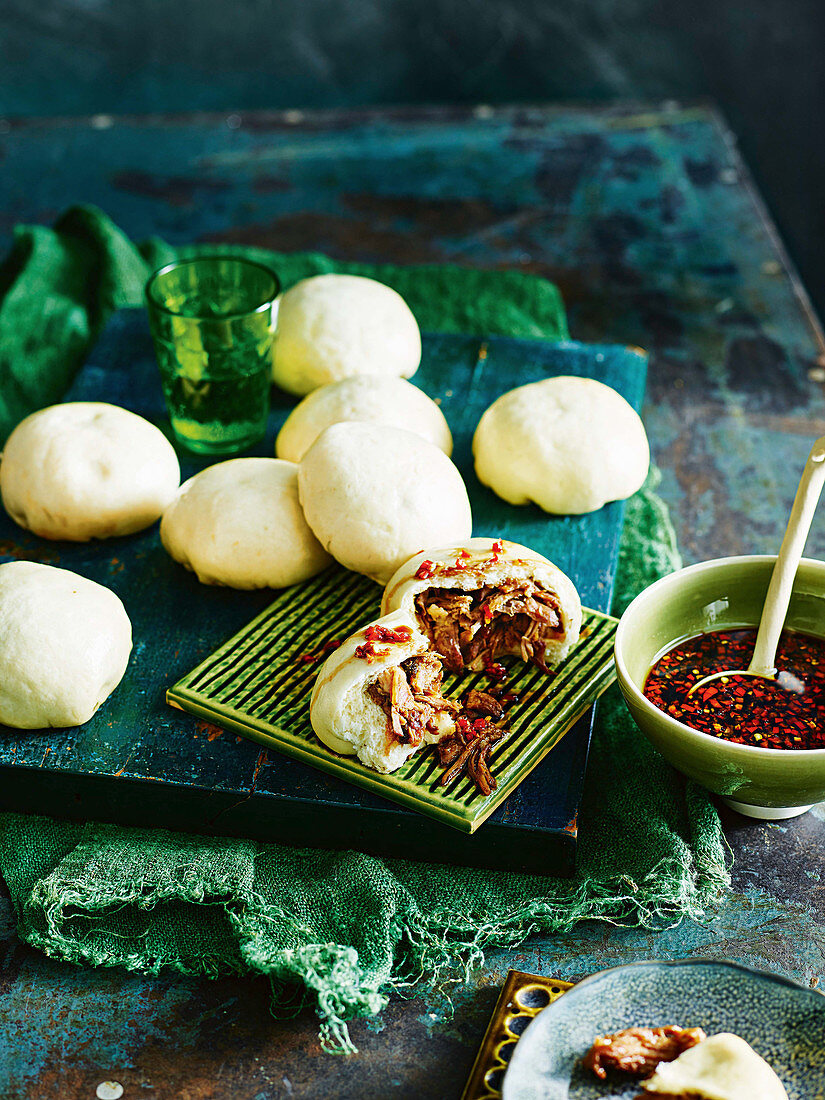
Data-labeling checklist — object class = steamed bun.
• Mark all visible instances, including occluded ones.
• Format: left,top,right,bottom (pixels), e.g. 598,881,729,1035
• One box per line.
473,376,649,515
276,376,452,462
161,458,332,589
0,561,132,729
0,402,180,540
297,422,472,585
271,274,421,396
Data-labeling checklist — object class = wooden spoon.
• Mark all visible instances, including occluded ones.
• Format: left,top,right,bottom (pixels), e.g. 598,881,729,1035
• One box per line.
688,435,825,695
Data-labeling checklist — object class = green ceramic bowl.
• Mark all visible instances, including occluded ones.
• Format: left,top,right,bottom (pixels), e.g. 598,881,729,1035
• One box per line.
614,555,825,820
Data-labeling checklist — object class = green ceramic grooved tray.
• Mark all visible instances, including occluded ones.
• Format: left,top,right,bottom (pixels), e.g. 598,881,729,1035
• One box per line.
168,565,618,833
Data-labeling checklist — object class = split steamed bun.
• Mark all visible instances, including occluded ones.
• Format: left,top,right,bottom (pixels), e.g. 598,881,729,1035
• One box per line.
271,274,421,396
0,402,180,540
310,610,441,772
642,1032,788,1100
276,376,452,462
161,458,332,589
0,561,132,728
382,537,582,670
473,376,649,515
297,422,472,585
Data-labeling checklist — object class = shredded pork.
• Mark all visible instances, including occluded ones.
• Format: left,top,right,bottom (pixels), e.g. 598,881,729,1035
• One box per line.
414,579,562,671
366,652,459,747
583,1026,707,1081
365,647,518,794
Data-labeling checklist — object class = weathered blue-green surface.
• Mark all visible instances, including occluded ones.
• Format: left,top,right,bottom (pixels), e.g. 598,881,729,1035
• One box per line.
0,318,644,872
0,103,824,1099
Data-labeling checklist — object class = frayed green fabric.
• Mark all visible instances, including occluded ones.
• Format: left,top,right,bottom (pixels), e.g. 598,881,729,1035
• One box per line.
0,207,730,1053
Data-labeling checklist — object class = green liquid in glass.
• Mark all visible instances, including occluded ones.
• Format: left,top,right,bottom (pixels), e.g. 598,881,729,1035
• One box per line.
146,256,279,456
154,337,272,454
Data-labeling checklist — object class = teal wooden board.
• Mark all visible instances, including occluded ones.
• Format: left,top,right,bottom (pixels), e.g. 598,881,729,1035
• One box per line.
0,309,647,871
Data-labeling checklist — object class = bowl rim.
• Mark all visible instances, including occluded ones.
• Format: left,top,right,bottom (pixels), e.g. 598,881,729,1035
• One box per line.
614,553,825,759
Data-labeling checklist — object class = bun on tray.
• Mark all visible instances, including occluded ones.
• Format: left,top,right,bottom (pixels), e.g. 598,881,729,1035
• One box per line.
297,422,472,585
0,561,132,729
161,458,331,589
382,537,581,671
276,376,452,462
272,274,421,396
473,376,649,514
310,610,458,773
0,402,180,540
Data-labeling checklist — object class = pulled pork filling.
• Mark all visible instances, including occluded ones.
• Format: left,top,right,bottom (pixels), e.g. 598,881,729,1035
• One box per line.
364,650,513,794
366,652,460,747
583,1026,707,1081
414,579,563,671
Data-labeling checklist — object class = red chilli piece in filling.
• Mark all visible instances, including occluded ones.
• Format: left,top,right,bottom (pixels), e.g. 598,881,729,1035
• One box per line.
364,625,413,643
415,559,436,580
483,657,507,683
355,624,414,662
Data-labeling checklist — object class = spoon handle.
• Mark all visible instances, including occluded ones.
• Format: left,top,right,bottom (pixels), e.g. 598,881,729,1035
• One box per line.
749,436,825,677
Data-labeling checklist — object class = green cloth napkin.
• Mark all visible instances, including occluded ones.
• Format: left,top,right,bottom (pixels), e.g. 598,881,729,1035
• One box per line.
0,206,730,1053
0,204,569,444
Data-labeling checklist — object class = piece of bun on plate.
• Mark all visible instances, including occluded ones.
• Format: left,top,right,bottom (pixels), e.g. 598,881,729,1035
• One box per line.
642,1032,788,1100
381,537,581,672
310,610,459,773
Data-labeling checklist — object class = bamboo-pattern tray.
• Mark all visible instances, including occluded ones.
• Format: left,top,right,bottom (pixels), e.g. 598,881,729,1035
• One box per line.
168,567,618,833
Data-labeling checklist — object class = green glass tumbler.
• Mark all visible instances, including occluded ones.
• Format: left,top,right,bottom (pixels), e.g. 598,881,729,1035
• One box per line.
145,256,279,455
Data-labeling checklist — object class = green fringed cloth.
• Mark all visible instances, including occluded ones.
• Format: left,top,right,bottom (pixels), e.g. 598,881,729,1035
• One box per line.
0,206,730,1052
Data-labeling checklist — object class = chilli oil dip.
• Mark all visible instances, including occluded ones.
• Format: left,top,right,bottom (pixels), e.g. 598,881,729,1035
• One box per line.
643,627,825,749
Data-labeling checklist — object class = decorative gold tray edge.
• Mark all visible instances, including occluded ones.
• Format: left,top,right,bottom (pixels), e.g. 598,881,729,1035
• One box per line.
461,970,573,1099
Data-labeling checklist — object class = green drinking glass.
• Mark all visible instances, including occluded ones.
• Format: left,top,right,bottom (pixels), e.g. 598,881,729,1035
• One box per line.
146,256,280,455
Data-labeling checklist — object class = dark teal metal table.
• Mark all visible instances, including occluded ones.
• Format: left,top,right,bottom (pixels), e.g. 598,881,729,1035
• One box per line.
0,102,824,1099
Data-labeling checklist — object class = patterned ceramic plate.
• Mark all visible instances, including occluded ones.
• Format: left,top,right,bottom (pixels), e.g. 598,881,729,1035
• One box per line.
168,565,618,833
502,959,825,1099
